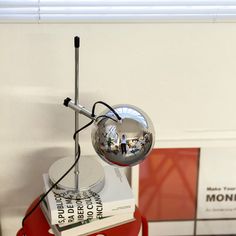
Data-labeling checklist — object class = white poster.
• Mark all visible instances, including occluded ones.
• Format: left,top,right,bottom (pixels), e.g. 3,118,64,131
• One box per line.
197,147,236,219
197,147,236,235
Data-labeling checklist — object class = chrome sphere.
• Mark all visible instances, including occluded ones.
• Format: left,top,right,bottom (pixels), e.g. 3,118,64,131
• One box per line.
91,105,155,167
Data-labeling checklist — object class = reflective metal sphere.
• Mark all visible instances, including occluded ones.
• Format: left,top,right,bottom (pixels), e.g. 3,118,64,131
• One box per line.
91,105,155,167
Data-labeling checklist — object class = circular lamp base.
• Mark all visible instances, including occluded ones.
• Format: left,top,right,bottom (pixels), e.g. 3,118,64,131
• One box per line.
48,156,105,200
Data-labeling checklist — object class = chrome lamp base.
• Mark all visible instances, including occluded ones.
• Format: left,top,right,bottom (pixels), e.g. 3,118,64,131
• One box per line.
48,156,105,200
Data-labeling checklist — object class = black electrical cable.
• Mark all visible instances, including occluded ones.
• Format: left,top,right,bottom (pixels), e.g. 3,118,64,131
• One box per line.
21,120,92,228
91,101,121,120
21,100,121,230
73,115,118,140
21,145,81,228
73,120,94,140
73,101,121,140
95,115,118,122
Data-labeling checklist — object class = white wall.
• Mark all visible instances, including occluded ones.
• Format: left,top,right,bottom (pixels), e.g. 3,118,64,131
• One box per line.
1,23,236,235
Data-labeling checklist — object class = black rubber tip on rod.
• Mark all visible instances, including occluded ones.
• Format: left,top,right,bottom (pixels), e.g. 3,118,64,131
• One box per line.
64,97,71,107
74,36,80,48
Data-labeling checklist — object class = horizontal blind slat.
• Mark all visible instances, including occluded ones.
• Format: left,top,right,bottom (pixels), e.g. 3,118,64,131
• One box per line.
40,6,236,14
39,0,236,6
0,14,38,21
2,0,236,22
0,0,38,7
40,13,236,19
0,7,38,13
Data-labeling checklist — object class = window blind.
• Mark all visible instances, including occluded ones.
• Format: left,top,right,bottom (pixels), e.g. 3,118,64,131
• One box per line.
1,0,236,22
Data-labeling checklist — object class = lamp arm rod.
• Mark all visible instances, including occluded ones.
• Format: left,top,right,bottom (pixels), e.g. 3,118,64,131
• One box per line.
64,97,96,120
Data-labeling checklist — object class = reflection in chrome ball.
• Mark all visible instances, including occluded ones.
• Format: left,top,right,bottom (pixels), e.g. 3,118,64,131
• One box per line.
91,105,155,167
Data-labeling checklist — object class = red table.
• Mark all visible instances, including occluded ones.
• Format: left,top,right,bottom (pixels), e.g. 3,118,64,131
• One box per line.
17,198,148,236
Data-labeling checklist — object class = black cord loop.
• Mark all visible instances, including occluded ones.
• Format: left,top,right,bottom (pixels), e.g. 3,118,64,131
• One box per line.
92,101,121,121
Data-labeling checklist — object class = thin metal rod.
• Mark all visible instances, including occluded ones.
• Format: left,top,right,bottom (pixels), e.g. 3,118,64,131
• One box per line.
74,36,80,191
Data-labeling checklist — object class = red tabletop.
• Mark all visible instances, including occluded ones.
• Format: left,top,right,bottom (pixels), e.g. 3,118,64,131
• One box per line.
17,197,148,236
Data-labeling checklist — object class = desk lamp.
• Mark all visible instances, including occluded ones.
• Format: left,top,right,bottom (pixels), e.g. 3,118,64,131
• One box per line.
48,36,155,200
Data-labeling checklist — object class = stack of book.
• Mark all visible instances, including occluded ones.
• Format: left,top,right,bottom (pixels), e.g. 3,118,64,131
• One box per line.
40,165,136,236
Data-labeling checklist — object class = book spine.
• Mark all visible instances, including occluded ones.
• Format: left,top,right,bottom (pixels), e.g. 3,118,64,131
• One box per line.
49,192,134,225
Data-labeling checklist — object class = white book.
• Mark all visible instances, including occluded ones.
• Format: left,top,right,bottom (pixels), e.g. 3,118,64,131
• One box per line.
42,165,135,225
41,201,134,236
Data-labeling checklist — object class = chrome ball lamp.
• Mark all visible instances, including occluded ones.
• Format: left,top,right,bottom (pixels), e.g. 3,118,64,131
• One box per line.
48,37,155,200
